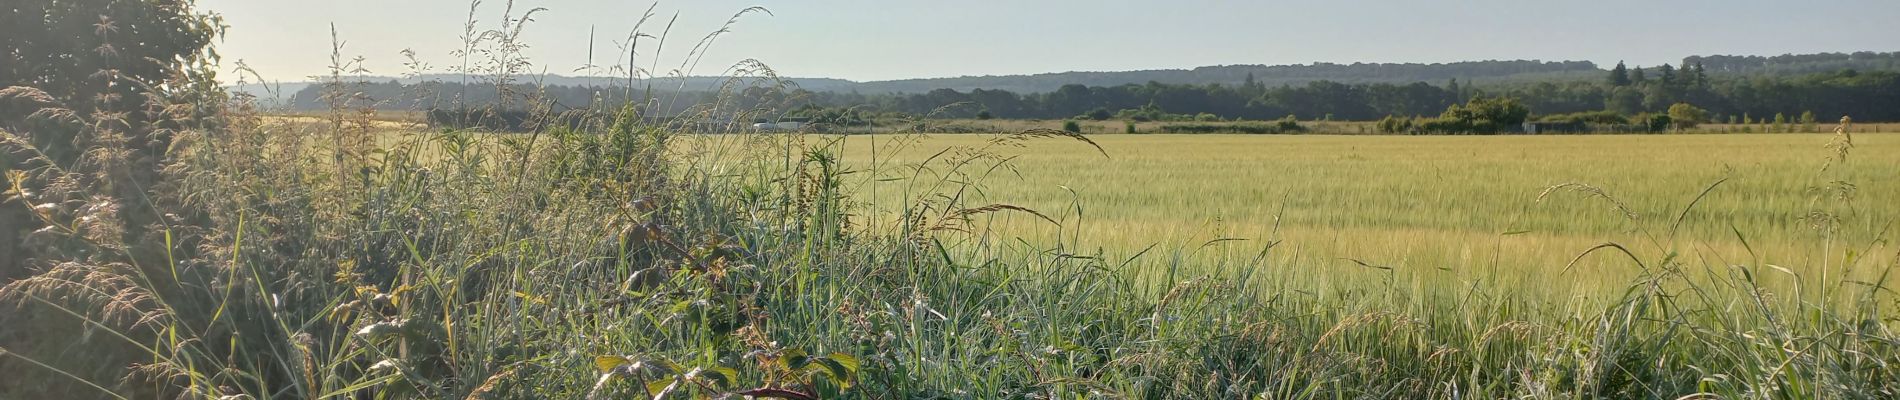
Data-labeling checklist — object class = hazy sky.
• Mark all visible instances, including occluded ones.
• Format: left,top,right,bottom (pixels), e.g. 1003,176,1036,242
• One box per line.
199,0,1900,83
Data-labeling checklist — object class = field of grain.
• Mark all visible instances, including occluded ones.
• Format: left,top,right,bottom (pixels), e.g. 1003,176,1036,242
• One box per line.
814,132,1898,301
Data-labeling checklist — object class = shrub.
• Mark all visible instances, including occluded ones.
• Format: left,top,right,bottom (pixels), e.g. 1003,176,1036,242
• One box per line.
1667,103,1708,131
1538,110,1629,125
1159,117,1304,134
1062,120,1082,133
1634,113,1673,132
1414,117,1472,134
1415,97,1529,134
1377,115,1413,134
1273,114,1304,132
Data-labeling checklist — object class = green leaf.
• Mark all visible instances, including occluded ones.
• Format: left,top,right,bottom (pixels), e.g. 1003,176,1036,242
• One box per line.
693,366,738,389
778,349,810,371
595,355,632,373
824,353,860,375
652,359,682,375
644,376,679,399
811,358,852,389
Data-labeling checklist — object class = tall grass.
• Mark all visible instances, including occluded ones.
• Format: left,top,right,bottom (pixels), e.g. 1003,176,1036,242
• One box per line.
3,3,1897,399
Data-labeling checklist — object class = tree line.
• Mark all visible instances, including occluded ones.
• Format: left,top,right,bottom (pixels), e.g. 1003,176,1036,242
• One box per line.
289,66,1900,125
803,66,1899,123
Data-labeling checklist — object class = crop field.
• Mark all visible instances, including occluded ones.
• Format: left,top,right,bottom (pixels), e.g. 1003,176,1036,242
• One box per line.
799,132,1900,301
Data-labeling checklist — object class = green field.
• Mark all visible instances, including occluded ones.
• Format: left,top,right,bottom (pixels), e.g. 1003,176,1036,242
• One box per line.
806,133,1899,300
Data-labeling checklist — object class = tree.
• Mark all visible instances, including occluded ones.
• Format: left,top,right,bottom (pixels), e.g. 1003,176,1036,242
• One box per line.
1609,61,1632,86
1658,64,1678,85
1799,110,1817,132
1425,96,1530,134
1667,103,1708,130
1690,62,1710,88
1606,87,1645,115
3,0,224,280
3,0,223,119
1630,66,1648,84
2,0,226,397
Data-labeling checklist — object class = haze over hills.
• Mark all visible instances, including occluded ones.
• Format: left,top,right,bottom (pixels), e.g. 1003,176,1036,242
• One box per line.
237,59,1597,101
236,51,1900,101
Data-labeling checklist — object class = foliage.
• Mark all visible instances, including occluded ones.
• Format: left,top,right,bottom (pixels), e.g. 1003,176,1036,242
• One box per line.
1537,110,1629,125
1410,96,1530,134
1608,61,1632,86
1376,114,1414,133
783,104,869,125
1636,113,1674,132
290,66,1900,126
1061,119,1082,133
1666,103,1708,130
3,3,228,394
1159,115,1302,134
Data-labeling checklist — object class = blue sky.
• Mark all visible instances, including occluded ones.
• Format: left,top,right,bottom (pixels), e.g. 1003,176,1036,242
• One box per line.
200,0,1900,82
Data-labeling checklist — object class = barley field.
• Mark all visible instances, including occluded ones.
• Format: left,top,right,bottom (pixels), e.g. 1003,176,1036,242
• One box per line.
814,133,1899,301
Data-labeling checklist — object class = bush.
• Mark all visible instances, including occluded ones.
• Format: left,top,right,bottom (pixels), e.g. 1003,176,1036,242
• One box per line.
1125,121,1138,134
1413,97,1530,135
1634,113,1673,132
1112,102,1193,122
1538,110,1629,125
1667,103,1708,131
1062,120,1082,133
1159,116,1304,134
1273,114,1304,132
1377,115,1416,134
1414,117,1471,134
1083,107,1113,121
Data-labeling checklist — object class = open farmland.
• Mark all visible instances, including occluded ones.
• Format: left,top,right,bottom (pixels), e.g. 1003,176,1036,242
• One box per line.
13,0,1900,397
819,132,1899,300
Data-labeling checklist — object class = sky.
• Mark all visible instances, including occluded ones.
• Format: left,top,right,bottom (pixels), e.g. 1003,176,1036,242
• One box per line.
198,0,1900,83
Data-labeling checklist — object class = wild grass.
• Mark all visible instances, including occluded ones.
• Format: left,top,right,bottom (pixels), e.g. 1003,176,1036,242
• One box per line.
2,2,1898,399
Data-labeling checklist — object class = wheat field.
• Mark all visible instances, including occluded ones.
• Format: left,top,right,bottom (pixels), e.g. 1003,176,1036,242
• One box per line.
814,132,1899,301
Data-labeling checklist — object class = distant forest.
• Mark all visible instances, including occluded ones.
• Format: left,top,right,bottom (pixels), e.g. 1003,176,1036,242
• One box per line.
282,51,1900,122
